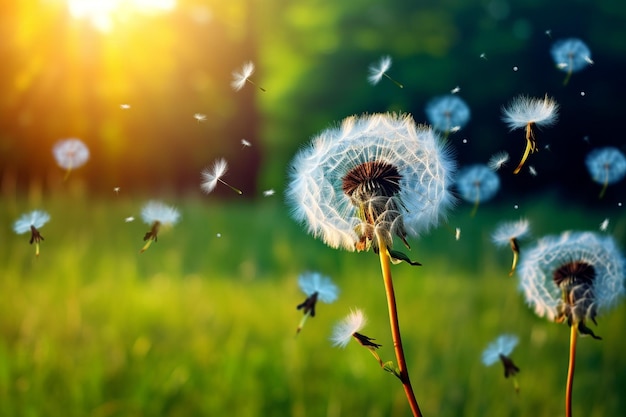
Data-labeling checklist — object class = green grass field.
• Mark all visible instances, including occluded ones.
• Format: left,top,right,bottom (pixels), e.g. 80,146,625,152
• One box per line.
1,188,625,417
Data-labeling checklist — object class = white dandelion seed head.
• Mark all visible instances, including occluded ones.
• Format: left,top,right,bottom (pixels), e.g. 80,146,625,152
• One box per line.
492,218,531,247
13,210,50,234
455,164,500,204
487,151,510,171
331,308,367,348
425,95,471,133
231,61,255,91
518,231,625,321
298,272,339,303
367,55,392,85
286,113,456,252
585,147,626,186
52,138,90,170
502,95,559,130
482,334,519,366
140,201,180,226
201,158,229,194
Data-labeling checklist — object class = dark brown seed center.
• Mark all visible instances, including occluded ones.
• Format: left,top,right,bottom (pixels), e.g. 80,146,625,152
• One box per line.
342,160,401,202
553,260,596,288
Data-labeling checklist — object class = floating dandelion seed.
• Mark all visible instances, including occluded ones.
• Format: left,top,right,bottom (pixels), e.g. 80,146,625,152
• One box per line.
480,52,487,60
518,231,625,417
367,55,403,88
287,113,454,416
545,29,552,38
296,272,339,333
13,210,50,257
599,218,609,232
120,103,131,109
193,113,207,123
113,186,120,194
482,334,521,392
455,227,461,241
492,218,530,276
331,308,368,348
125,216,135,223
139,201,180,253
200,158,242,195
241,139,252,148
231,61,265,92
502,94,559,174
488,151,510,171
528,165,538,177
425,95,471,135
52,138,90,180
585,147,626,199
262,189,275,197
551,38,592,85
451,86,461,94
456,164,500,217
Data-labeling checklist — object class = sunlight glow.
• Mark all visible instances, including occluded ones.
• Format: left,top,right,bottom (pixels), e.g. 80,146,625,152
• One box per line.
67,0,176,32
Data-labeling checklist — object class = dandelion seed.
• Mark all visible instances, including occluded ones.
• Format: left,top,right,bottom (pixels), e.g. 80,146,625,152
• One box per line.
262,189,275,197
367,55,403,88
482,334,521,392
451,86,461,94
52,138,90,180
330,308,378,349
514,204,519,209
286,112,455,253
296,272,339,333
455,227,461,241
456,164,500,217
139,201,180,253
528,165,537,176
241,139,252,148
120,103,131,109
580,91,586,97
425,95,471,135
480,52,488,60
13,210,50,257
551,38,592,85
125,216,135,223
513,66,519,72
200,158,243,195
545,29,552,38
114,186,121,194
492,218,530,276
462,138,468,144
231,61,266,92
502,94,559,174
585,147,626,199
488,151,510,171
599,218,609,232
193,113,207,123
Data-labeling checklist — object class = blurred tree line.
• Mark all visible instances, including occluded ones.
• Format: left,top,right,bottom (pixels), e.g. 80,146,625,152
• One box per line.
1,0,625,204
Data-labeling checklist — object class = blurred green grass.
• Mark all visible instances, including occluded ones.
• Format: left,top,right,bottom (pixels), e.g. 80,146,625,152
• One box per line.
1,190,625,417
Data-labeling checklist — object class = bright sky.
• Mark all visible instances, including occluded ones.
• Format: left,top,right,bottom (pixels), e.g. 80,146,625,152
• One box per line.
67,0,176,32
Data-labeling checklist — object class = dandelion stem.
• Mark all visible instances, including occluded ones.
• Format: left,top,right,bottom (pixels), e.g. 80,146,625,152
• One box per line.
218,179,243,195
565,324,579,417
377,232,423,417
383,73,404,89
514,125,535,174
246,79,266,92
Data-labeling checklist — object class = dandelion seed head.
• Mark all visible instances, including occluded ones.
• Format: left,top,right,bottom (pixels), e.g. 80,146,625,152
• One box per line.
13,210,50,234
52,138,90,170
367,55,392,85
492,218,530,247
298,272,339,303
231,61,255,91
456,164,500,204
330,308,367,348
425,95,471,133
140,201,180,226
482,334,519,366
201,158,229,194
286,113,456,252
585,147,626,186
502,95,559,130
518,231,625,322
488,151,510,171
551,38,592,73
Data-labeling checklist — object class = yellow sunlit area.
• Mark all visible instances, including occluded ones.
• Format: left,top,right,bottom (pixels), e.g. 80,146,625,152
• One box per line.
67,0,177,32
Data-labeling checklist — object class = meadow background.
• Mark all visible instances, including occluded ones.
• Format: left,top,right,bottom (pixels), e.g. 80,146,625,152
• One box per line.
2,0,626,416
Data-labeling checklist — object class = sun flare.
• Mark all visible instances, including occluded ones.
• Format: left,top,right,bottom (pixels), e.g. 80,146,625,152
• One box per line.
67,0,176,32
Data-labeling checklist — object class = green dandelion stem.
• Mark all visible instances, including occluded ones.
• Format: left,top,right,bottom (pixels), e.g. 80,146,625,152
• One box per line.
470,194,480,217
383,73,404,89
139,239,154,254
377,231,423,417
566,323,579,417
296,312,310,334
35,242,40,257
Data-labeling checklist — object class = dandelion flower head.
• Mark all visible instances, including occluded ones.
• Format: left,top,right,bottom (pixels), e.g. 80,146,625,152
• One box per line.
330,308,367,348
52,138,90,170
231,61,256,91
286,113,456,252
367,55,392,85
585,147,626,186
201,158,229,194
425,95,471,133
455,164,500,203
482,334,519,366
298,272,339,304
492,218,531,247
141,201,180,226
13,210,50,234
551,38,592,73
518,231,625,323
502,95,559,130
